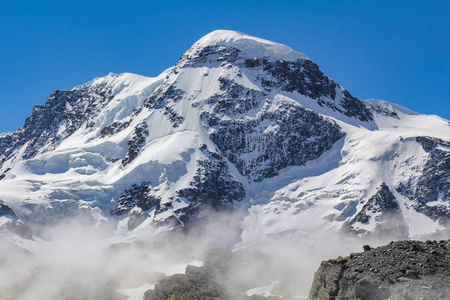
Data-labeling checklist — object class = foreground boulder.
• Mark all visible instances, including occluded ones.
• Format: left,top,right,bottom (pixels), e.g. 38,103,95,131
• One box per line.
309,240,450,300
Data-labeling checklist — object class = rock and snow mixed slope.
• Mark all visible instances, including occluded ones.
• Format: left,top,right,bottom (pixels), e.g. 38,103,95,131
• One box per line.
0,30,449,246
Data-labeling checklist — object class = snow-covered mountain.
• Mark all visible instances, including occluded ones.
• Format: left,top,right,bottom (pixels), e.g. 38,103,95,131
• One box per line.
1,30,449,245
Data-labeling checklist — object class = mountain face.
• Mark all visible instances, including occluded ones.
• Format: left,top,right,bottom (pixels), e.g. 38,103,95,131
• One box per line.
0,30,449,244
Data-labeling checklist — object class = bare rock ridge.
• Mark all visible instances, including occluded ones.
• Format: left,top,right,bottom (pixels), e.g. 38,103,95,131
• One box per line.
309,239,450,300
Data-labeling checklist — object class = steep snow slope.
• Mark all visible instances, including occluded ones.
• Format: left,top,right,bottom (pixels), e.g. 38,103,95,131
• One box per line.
0,30,449,247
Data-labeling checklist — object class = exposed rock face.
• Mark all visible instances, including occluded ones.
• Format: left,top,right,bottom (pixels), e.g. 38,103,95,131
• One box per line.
0,81,115,167
144,263,230,300
175,146,246,225
243,58,373,122
122,121,149,166
347,183,406,236
144,85,186,128
112,181,160,216
397,136,450,221
350,183,399,225
309,240,450,300
105,36,348,222
204,91,344,182
111,145,246,228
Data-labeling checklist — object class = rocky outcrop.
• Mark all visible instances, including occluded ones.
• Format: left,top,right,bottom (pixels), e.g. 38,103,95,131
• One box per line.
174,146,246,226
347,183,406,236
244,58,373,122
144,248,280,300
203,80,344,182
397,136,450,221
122,121,149,166
0,80,116,170
112,145,245,228
309,240,450,300
350,183,399,225
112,181,160,216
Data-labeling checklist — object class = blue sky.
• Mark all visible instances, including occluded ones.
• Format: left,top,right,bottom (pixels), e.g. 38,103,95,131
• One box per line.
1,0,449,133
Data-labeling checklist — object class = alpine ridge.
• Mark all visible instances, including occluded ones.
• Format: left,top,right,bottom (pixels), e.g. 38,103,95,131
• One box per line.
0,29,449,245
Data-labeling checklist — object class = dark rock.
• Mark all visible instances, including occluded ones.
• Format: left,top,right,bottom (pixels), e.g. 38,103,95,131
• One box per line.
100,120,131,137
354,281,390,300
411,244,424,252
346,183,407,237
349,183,401,226
175,147,245,225
243,57,373,122
363,245,372,252
203,89,344,182
144,85,185,128
0,80,116,168
122,121,149,166
397,136,450,221
309,239,450,299
111,181,160,216
113,145,245,228
404,270,420,279
178,45,241,69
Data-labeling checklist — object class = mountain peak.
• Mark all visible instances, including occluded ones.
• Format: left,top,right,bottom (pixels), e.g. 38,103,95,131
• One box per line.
192,30,310,61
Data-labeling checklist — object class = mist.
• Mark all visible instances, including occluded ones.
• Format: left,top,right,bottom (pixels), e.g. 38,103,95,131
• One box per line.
0,209,446,300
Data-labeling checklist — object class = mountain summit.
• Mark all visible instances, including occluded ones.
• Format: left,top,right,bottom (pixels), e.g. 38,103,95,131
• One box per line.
0,30,449,243
192,30,310,61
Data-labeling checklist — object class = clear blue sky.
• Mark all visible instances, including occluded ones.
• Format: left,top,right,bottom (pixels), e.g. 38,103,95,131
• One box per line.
1,1,449,133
